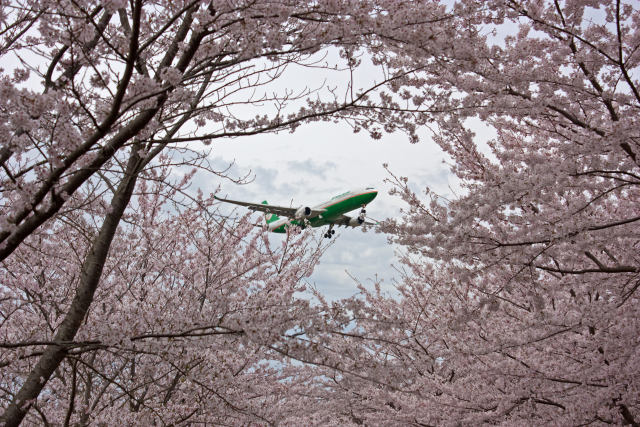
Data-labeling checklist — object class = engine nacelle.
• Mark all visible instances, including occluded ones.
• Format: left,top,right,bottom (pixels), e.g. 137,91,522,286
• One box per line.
348,216,365,227
294,206,312,219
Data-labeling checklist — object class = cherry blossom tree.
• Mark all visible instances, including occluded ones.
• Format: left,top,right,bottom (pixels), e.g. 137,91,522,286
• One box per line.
291,0,640,424
0,0,451,424
0,160,331,424
5,0,638,424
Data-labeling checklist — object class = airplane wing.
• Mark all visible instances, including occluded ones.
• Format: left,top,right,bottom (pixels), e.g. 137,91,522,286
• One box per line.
214,196,326,218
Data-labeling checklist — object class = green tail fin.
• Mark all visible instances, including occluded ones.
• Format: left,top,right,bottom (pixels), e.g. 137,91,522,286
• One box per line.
262,201,280,224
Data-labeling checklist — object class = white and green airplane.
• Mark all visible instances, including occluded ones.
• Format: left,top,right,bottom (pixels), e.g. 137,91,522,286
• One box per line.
214,187,378,238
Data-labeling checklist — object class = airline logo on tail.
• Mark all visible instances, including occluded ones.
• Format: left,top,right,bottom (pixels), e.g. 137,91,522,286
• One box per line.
262,201,280,224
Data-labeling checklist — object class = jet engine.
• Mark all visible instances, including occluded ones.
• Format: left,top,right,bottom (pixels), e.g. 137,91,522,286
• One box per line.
348,216,365,227
294,206,312,219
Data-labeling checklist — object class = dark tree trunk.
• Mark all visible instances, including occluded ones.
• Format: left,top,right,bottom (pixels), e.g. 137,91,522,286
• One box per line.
0,150,142,426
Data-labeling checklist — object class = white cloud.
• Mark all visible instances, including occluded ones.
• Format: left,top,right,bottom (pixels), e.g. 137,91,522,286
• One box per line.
286,159,337,178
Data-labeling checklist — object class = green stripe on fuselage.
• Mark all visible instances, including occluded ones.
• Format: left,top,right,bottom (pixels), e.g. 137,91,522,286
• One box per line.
270,191,377,233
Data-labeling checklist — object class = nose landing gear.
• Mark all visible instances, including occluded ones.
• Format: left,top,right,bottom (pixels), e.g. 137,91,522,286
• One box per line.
357,205,367,224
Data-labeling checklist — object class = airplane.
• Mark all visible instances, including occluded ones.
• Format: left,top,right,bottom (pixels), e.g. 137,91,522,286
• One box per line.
214,187,378,238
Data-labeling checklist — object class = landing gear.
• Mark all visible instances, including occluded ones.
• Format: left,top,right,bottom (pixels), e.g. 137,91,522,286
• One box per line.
324,225,336,239
323,229,336,238
358,206,367,223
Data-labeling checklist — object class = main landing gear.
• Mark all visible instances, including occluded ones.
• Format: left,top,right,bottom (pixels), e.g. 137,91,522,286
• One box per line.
324,225,336,239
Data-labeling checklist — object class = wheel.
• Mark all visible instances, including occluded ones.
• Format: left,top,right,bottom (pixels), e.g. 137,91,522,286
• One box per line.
331,229,336,235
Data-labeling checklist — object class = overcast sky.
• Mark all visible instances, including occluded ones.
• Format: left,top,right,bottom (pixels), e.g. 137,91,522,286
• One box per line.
180,46,471,300
204,117,457,300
